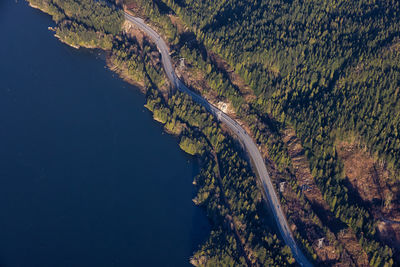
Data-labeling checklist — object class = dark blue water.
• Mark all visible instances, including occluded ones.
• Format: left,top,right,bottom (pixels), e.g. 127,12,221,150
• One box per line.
0,1,209,266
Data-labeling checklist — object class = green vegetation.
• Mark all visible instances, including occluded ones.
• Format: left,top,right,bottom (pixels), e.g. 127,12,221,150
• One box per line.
28,0,124,49
157,90,295,266
133,0,399,265
114,35,295,263
121,0,294,175
179,136,205,155
26,0,298,264
27,0,400,265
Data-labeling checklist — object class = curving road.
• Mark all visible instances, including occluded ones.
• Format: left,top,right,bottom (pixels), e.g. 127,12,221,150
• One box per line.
125,12,312,267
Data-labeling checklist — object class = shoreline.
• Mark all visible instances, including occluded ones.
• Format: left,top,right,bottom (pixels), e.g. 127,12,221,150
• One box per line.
105,53,146,93
29,1,180,139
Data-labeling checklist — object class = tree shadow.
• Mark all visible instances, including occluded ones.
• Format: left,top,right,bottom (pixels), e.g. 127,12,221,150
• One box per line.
311,202,347,235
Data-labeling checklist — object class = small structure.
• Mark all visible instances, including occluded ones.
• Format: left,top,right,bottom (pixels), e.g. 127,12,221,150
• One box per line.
217,102,228,113
279,182,286,193
179,58,185,69
317,238,325,249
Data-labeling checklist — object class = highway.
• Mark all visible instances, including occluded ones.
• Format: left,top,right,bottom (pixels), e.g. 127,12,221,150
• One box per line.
125,12,313,267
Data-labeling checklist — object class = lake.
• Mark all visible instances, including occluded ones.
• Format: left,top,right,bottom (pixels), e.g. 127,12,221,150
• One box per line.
0,1,209,266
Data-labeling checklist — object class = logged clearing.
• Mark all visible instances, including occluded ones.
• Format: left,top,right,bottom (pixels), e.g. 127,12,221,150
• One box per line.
336,141,400,218
282,129,369,266
336,141,400,260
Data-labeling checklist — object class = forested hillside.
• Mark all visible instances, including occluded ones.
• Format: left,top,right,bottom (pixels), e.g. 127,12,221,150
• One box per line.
26,0,400,265
111,31,296,266
121,0,400,265
26,0,299,265
162,0,400,178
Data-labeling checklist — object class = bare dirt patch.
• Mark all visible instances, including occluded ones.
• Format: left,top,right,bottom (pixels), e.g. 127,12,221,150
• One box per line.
123,21,146,45
282,128,369,266
377,221,400,253
336,141,400,219
336,141,400,259
337,142,383,204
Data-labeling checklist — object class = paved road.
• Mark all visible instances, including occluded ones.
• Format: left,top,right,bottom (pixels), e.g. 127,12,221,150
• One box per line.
125,12,312,267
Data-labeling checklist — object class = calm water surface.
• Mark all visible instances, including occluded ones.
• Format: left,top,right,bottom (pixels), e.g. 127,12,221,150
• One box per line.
0,1,209,266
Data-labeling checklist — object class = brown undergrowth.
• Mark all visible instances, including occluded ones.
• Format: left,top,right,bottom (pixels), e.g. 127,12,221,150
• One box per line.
336,141,400,261
120,3,394,265
280,129,369,266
